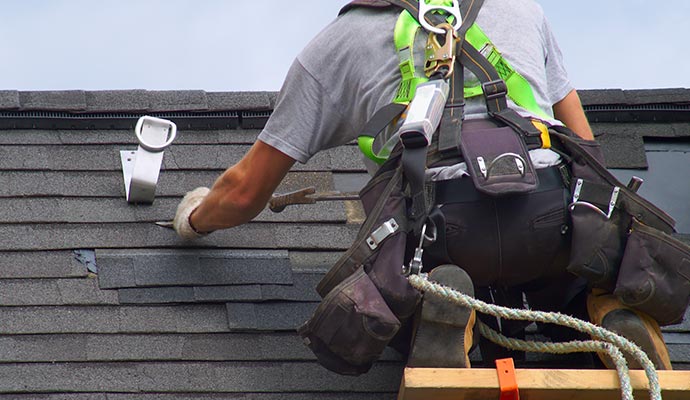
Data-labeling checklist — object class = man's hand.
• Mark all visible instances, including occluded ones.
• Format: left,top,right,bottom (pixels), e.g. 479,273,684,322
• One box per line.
173,187,210,240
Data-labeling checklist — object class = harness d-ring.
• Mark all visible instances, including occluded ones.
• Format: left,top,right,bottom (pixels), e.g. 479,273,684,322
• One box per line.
418,0,463,34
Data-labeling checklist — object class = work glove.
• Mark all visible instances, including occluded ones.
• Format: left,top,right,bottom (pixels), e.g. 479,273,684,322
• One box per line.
173,187,210,240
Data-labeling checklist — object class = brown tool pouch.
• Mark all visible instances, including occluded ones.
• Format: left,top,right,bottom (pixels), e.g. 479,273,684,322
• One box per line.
298,267,401,375
567,181,629,292
302,160,421,375
615,219,690,326
460,122,539,196
316,165,421,319
558,132,690,325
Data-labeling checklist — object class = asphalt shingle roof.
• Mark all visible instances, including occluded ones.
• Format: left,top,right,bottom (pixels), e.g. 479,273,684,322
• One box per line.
0,88,689,399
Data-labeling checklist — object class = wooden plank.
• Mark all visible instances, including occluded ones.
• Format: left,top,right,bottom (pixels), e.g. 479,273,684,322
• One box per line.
398,368,690,400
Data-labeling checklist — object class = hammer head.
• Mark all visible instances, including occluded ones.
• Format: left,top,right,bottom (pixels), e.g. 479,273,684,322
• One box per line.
268,187,317,213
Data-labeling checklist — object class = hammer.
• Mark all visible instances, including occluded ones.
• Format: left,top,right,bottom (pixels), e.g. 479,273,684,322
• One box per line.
268,187,359,213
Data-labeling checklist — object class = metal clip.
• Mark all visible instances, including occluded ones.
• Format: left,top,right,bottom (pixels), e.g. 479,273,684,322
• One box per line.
569,178,620,220
366,218,400,250
424,23,457,79
403,224,431,277
120,116,177,203
419,0,462,34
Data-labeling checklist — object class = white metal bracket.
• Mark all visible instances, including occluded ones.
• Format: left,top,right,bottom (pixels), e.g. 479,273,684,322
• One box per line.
120,116,177,203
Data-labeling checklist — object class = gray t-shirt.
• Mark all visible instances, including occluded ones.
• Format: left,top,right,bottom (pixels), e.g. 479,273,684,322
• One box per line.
259,0,573,165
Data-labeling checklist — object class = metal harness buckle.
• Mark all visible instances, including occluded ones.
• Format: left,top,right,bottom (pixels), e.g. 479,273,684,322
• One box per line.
482,79,508,100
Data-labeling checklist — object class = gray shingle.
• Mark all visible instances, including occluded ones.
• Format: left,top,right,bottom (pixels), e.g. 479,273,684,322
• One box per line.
225,302,317,331
0,278,117,306
0,223,357,251
0,334,88,362
0,333,402,364
0,171,130,197
580,89,627,106
591,122,690,140
97,255,137,289
0,90,20,109
0,251,87,279
0,170,345,198
0,361,402,393
96,249,291,289
148,91,209,112
260,272,323,302
624,88,690,104
207,92,273,111
0,144,361,172
192,285,263,302
597,131,647,169
116,273,324,304
0,395,107,400
85,90,150,112
663,308,690,333
289,251,342,272
106,394,396,400
117,286,197,304
0,305,229,334
0,197,346,224
669,344,690,363
18,90,87,111
0,128,259,145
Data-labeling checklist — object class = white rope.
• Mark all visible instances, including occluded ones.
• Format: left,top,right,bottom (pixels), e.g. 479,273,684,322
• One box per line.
408,274,662,400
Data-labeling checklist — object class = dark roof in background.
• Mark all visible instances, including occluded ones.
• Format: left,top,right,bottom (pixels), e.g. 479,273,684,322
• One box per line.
0,88,689,398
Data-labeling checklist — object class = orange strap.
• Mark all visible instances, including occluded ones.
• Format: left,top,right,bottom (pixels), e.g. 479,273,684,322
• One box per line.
496,358,520,400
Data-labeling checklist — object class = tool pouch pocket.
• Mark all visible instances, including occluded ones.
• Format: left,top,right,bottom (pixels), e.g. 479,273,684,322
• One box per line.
298,267,401,376
567,203,628,292
614,219,690,326
460,125,539,196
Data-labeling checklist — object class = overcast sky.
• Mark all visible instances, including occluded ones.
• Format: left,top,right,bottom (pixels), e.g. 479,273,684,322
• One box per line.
2,0,689,92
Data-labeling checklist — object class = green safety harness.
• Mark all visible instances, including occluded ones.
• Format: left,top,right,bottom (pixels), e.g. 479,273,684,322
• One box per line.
357,0,551,165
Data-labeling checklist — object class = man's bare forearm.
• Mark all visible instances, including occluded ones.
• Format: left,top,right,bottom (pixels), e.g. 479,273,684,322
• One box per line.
189,140,296,233
553,89,594,141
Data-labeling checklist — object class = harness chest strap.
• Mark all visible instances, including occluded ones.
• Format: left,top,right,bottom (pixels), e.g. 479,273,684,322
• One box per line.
352,0,551,164
392,0,549,120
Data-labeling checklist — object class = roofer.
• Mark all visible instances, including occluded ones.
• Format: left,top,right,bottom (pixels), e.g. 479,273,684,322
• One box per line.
173,0,675,372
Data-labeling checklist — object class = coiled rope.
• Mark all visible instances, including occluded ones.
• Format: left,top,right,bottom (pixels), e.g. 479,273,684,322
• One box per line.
408,274,662,400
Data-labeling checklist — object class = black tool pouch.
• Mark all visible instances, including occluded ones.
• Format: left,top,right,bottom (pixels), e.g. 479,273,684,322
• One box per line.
615,219,690,326
298,267,401,375
460,123,539,196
